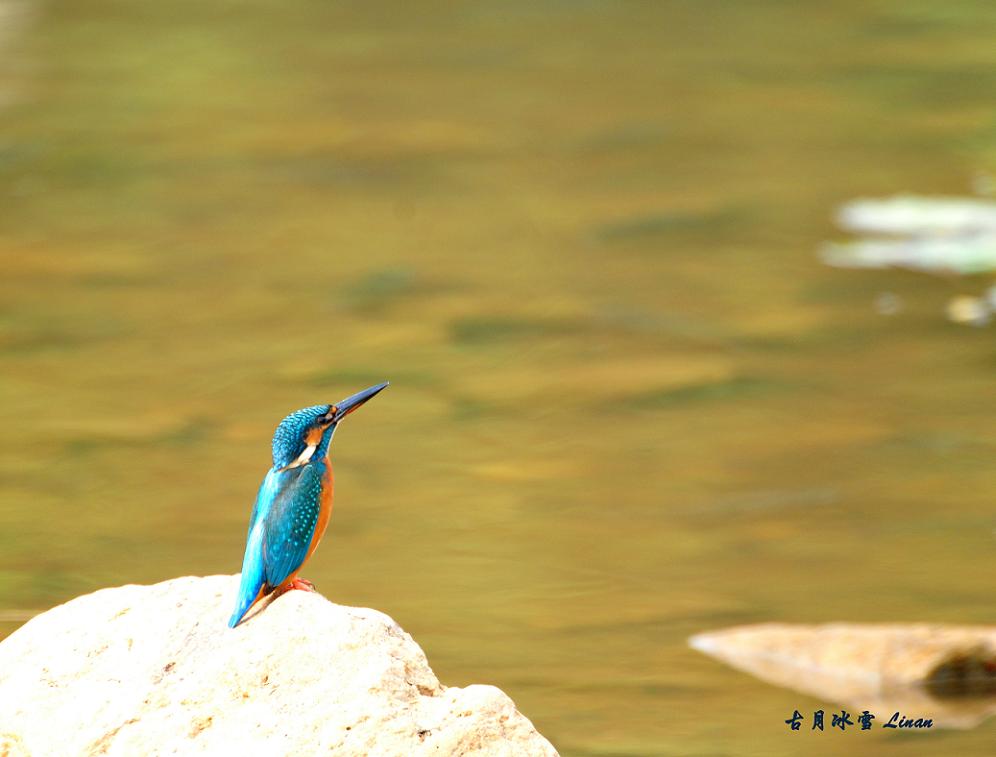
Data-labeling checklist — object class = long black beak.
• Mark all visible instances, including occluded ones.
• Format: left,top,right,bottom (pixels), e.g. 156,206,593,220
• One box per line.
329,381,389,423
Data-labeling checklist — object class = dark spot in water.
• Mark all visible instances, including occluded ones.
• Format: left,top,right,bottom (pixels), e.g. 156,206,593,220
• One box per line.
625,376,782,409
351,268,416,297
450,316,578,345
592,207,748,243
576,122,671,154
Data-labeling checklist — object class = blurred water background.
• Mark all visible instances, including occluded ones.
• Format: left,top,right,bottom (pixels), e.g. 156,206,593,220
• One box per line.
1,2,995,755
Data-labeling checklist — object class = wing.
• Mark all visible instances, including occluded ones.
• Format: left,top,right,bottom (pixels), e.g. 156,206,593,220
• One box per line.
229,468,284,627
261,461,325,589
247,467,282,538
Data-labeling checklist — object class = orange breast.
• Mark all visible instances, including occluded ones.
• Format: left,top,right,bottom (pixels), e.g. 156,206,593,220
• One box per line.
304,457,334,564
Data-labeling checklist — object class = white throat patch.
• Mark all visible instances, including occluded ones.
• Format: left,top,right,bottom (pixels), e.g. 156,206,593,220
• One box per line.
279,443,317,471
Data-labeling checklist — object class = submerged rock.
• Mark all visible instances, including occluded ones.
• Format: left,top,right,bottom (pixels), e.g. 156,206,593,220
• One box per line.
690,623,996,729
0,575,558,756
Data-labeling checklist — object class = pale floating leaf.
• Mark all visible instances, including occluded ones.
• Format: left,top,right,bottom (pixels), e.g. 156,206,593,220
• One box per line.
821,237,996,275
837,196,996,235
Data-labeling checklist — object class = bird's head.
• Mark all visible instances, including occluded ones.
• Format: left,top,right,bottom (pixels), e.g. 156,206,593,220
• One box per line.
270,382,389,470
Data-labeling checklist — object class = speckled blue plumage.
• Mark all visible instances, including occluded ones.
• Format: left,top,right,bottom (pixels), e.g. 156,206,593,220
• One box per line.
261,462,325,586
229,405,337,628
270,404,334,469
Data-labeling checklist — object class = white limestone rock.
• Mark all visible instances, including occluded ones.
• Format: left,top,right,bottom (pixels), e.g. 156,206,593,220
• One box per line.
0,575,558,756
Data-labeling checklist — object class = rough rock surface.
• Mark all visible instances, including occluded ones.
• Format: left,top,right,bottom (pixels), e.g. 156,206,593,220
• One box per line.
0,575,558,756
690,623,996,729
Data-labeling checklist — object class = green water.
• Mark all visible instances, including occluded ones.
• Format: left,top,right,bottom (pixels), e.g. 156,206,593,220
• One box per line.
2,1,995,754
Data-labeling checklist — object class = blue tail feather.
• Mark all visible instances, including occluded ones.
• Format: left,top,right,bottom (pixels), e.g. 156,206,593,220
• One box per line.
228,579,263,628
229,523,266,628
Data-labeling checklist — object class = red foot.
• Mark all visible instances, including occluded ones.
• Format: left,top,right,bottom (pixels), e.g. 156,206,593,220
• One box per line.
275,577,316,596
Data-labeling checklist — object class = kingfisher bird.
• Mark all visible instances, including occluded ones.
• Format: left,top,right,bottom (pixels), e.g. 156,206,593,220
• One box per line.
228,382,389,628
